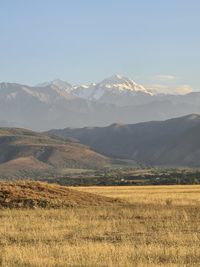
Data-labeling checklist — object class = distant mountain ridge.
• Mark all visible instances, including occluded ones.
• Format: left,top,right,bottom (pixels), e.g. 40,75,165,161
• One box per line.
49,114,200,167
1,76,200,130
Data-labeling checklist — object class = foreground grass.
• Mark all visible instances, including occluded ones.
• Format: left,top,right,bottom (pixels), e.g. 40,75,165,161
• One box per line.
0,186,200,266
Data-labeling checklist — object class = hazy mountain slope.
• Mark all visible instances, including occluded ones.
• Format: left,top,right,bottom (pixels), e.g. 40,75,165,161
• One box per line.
0,82,124,130
49,114,200,167
36,79,72,91
0,128,115,179
0,82,81,130
0,82,121,130
1,79,200,131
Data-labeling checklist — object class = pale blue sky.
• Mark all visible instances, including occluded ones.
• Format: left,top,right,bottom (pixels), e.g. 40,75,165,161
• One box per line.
0,0,199,92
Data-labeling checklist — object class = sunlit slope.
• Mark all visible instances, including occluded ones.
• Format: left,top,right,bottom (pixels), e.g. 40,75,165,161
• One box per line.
0,128,113,178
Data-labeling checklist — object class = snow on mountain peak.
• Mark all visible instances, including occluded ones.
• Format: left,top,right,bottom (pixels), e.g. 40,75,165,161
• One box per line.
72,75,154,103
98,74,146,90
33,75,156,104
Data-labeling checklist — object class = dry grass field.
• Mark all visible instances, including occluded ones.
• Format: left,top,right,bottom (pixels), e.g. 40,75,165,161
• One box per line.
0,184,200,266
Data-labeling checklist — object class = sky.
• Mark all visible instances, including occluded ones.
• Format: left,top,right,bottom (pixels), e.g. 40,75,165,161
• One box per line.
0,0,200,93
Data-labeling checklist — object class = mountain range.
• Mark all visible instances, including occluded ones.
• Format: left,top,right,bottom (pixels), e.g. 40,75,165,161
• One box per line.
1,75,200,130
49,114,200,167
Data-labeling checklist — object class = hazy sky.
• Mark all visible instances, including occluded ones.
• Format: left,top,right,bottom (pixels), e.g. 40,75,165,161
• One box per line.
0,0,199,93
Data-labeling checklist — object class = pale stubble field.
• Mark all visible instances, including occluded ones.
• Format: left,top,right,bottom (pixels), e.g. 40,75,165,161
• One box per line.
0,185,200,267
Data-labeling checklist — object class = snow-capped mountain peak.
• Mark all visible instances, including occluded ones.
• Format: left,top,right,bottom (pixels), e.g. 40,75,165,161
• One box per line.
97,74,151,93
73,74,153,103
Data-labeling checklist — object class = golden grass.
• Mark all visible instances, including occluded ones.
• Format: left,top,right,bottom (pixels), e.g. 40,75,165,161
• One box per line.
0,185,200,266
79,185,200,206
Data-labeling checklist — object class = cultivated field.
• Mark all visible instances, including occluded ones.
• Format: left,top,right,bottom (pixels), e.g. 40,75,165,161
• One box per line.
0,185,200,266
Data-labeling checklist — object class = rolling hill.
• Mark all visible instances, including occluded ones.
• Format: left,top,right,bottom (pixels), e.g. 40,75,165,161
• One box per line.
49,114,200,167
0,128,118,179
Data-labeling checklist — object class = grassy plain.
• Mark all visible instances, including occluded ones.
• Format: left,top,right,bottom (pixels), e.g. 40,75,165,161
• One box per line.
0,185,200,266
